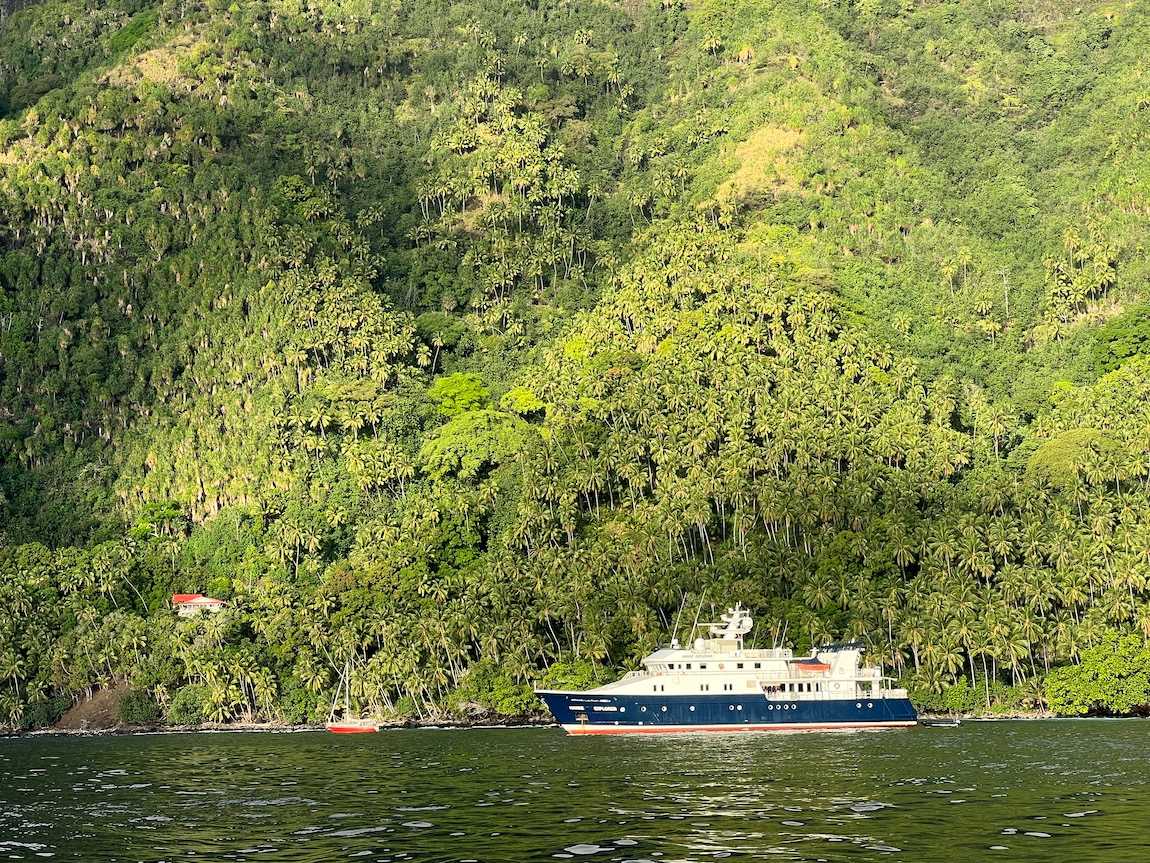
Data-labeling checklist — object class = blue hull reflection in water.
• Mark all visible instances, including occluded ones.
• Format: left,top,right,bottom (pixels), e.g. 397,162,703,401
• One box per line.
1,722,1149,862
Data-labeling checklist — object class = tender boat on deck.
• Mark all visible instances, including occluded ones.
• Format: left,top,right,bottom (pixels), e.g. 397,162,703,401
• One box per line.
536,605,916,735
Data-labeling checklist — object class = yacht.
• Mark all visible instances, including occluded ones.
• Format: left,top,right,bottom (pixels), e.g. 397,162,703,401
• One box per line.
536,605,916,734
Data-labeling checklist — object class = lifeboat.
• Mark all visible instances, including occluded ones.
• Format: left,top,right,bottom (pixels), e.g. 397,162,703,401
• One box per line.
793,659,832,672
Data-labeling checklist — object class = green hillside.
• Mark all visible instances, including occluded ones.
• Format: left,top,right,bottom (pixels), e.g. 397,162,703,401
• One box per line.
2,0,1150,727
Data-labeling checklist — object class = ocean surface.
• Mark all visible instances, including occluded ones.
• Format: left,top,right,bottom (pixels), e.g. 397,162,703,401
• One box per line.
1,721,1148,862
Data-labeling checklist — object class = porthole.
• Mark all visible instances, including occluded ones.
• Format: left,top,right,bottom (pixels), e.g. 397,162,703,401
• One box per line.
868,702,873,709
736,705,743,711
620,707,626,712
689,705,695,712
729,705,735,711
768,705,773,711
834,683,841,690
661,706,667,712
856,702,862,709
641,706,647,712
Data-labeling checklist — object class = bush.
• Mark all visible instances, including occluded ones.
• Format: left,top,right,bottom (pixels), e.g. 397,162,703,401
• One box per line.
940,677,979,714
904,678,945,713
538,659,615,692
392,695,418,719
166,684,209,726
21,695,71,730
118,689,160,725
448,659,537,718
1046,633,1150,716
277,680,320,726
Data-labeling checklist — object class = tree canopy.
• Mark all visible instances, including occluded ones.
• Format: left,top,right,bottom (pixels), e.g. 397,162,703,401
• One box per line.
2,0,1150,728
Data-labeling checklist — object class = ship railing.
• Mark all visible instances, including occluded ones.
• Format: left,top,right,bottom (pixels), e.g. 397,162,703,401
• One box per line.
762,690,855,702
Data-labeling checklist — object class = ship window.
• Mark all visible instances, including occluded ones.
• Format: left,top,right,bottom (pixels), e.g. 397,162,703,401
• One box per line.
686,663,692,670
699,664,707,670
736,663,743,669
754,663,761,669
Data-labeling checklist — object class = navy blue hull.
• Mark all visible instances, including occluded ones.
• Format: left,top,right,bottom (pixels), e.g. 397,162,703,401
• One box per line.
537,691,917,734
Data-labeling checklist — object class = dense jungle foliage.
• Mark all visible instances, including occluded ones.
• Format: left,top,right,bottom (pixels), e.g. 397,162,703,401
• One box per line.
3,0,1150,728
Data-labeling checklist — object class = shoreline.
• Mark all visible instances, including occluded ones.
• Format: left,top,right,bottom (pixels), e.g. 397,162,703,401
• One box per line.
12,714,1148,738
8,708,1147,738
7,716,557,738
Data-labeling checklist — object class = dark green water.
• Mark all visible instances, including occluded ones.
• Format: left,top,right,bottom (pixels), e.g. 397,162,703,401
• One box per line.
1,721,1148,862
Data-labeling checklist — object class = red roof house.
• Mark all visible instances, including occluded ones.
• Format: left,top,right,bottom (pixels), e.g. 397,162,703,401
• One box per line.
171,593,227,617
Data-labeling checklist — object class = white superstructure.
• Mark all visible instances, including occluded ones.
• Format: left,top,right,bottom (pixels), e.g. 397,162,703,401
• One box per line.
582,605,907,703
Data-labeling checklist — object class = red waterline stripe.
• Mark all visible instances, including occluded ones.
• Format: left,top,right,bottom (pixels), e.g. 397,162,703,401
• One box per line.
563,721,918,735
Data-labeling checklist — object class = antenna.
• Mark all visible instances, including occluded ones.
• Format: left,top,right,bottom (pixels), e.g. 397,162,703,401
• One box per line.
690,590,707,639
670,591,687,646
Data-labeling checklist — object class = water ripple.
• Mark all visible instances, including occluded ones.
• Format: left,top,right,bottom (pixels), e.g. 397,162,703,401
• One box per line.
0,721,1148,861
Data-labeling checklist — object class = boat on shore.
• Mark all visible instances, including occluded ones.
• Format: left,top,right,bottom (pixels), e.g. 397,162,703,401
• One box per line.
536,605,917,735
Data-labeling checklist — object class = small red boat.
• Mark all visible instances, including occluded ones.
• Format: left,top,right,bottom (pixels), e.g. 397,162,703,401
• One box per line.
325,720,378,734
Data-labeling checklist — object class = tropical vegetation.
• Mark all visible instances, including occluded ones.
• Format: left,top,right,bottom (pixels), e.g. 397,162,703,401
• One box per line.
2,0,1150,729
